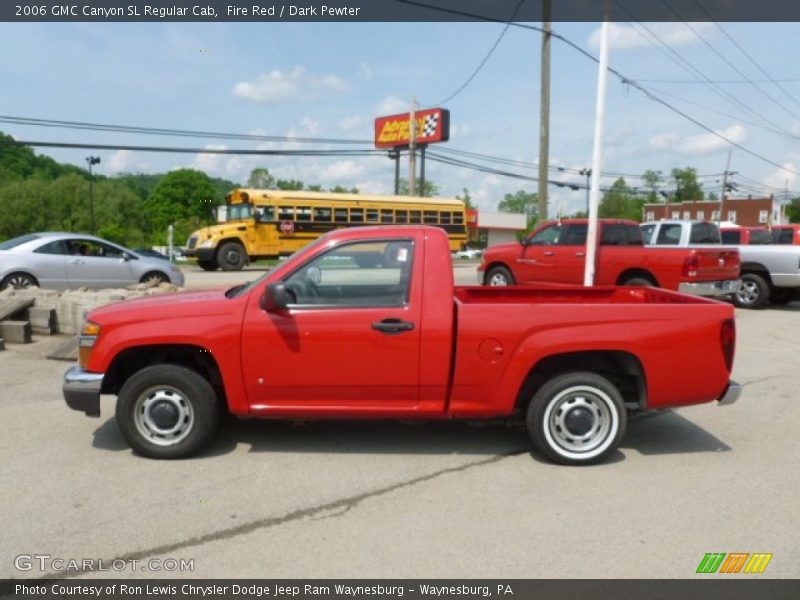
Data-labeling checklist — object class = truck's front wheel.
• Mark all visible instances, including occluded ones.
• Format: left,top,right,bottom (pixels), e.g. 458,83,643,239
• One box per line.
485,265,515,286
733,273,769,309
197,259,217,271
526,372,626,465
217,242,246,271
115,365,220,459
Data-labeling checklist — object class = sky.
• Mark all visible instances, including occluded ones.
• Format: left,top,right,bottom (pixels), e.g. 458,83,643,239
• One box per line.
1,19,800,215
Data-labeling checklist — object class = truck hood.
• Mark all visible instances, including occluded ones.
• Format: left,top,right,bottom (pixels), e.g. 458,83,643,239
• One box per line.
87,288,241,326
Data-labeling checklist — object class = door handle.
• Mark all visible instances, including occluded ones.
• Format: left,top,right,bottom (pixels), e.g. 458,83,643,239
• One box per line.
372,318,415,335
543,251,555,257
575,252,586,257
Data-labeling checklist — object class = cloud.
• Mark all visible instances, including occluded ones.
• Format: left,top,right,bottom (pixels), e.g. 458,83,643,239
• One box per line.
764,163,799,190
320,160,366,182
449,123,471,139
286,116,321,139
358,62,373,79
588,22,716,51
648,124,746,156
375,96,409,117
339,115,368,133
105,150,150,174
233,67,347,104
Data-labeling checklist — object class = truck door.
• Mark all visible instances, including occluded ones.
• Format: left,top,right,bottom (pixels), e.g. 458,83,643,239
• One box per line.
241,238,422,411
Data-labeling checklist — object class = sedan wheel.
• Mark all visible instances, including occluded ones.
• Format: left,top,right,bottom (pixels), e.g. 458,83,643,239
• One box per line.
0,272,38,290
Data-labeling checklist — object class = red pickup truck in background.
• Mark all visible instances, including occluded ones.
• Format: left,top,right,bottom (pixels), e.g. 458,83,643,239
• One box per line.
479,219,740,297
64,226,740,465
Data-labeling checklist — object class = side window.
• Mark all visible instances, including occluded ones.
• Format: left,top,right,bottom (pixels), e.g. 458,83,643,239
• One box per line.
395,210,409,224
34,240,69,255
295,206,312,222
380,209,394,223
283,240,414,307
278,206,294,220
313,207,332,222
260,206,276,221
528,224,562,245
690,223,720,244
640,224,656,244
655,224,682,245
366,208,379,223
561,224,587,245
95,241,125,258
334,208,348,223
721,231,741,244
601,224,627,246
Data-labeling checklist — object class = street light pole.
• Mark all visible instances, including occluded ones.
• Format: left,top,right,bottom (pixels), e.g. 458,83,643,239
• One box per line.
85,156,101,234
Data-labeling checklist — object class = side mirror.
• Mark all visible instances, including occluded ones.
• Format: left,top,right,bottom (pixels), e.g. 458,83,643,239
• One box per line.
260,283,294,312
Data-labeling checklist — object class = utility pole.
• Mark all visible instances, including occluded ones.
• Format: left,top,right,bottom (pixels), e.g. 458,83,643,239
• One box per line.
537,0,551,221
408,97,417,196
579,168,592,214
85,156,101,234
718,150,733,225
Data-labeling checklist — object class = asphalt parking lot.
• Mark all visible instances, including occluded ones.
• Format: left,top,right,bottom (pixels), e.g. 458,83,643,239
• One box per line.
0,264,798,579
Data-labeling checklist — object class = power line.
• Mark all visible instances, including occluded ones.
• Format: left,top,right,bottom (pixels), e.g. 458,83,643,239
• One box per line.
658,0,800,121
636,78,800,84
693,0,800,112
423,0,526,108
0,115,371,145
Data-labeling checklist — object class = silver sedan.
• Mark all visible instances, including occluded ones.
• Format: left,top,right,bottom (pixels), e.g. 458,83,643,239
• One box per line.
0,232,185,290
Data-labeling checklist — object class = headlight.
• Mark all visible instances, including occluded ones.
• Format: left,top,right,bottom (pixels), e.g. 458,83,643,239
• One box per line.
199,240,215,248
79,321,101,369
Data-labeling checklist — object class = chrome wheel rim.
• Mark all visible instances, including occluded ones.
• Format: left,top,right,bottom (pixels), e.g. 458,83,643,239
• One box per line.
224,248,241,264
543,385,618,460
489,273,508,286
133,386,194,446
8,275,33,289
736,281,759,305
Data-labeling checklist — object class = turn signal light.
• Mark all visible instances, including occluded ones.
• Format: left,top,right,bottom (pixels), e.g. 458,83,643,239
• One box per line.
79,321,101,369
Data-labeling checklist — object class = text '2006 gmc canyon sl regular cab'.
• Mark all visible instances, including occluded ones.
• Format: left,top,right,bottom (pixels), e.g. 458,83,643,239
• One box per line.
64,226,741,465
478,219,740,298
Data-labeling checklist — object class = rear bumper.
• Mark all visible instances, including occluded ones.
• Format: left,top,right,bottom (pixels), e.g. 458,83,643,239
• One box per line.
679,279,741,297
63,366,104,417
718,381,742,406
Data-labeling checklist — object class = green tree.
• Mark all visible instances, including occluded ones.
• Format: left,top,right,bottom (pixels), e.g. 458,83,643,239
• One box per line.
399,178,439,198
642,169,663,203
786,197,800,223
330,185,359,194
145,169,219,244
599,177,644,220
498,190,539,230
246,167,275,188
276,179,304,191
671,167,704,202
456,187,476,210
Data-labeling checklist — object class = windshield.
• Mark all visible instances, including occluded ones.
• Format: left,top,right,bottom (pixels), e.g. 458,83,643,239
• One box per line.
0,233,41,250
226,203,253,221
227,235,331,298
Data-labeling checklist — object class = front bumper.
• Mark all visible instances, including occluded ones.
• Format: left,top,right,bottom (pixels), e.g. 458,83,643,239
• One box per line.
678,279,741,297
63,366,104,417
718,381,742,406
184,247,215,261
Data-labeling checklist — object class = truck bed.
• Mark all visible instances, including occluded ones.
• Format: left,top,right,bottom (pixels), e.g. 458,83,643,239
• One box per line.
454,285,719,305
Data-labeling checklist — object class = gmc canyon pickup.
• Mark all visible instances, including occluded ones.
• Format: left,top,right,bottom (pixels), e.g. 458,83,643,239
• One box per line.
64,226,741,465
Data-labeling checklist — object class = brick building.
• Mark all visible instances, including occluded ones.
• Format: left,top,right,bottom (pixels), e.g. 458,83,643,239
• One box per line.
642,196,776,226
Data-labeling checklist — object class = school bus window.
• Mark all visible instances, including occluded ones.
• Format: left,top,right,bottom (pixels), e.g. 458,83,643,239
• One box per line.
424,211,438,224
366,208,379,222
279,206,294,220
296,206,312,221
440,211,452,224
313,207,331,222
334,208,348,223
380,209,394,223
453,213,464,224
350,208,364,222
410,210,422,224
396,210,408,223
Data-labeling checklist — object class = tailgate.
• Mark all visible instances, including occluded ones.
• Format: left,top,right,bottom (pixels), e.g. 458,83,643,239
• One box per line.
693,248,740,281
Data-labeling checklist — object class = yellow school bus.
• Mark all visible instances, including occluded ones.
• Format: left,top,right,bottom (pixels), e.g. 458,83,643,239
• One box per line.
184,189,468,271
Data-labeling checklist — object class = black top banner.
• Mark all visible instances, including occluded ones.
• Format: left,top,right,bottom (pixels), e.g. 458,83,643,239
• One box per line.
4,0,800,22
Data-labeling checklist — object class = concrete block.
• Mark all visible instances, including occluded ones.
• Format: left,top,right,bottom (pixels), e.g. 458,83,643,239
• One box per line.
29,307,56,332
0,338,5,351
0,298,34,321
0,321,32,344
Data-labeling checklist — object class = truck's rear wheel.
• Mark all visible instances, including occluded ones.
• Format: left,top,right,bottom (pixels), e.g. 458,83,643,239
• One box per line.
621,276,654,286
197,259,217,271
115,364,220,459
733,273,769,309
217,242,246,271
526,372,626,465
485,265,515,286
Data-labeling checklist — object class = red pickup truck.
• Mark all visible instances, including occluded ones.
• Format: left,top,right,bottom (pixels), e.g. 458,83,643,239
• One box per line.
63,225,741,465
478,219,740,297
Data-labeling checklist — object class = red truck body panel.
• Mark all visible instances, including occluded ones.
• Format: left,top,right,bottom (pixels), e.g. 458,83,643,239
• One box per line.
84,225,736,422
479,219,739,290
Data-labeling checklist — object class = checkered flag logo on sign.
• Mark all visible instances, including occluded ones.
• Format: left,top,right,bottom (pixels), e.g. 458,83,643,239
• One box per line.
422,114,439,138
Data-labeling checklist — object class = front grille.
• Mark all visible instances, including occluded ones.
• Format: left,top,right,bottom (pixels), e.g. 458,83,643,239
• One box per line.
187,236,197,250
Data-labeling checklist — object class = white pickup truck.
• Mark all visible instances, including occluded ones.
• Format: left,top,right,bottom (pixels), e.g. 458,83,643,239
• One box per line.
641,220,800,308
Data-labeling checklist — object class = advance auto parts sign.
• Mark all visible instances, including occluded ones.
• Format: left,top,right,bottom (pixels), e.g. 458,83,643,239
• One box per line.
374,108,450,148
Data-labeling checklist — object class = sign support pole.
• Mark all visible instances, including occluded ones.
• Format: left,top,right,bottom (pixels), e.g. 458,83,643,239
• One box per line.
409,98,417,196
